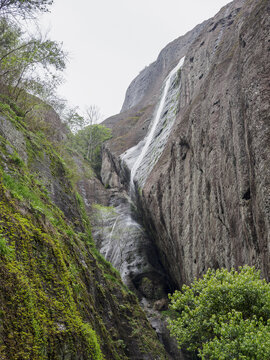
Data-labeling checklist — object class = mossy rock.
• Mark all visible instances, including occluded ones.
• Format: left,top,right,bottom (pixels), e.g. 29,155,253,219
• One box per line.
0,96,168,360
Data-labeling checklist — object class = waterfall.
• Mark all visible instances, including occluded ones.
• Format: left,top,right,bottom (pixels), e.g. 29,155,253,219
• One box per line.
93,56,185,294
105,214,122,259
129,56,185,190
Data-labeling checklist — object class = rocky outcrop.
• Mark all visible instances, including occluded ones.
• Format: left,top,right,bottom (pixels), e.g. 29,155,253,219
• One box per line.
101,0,270,292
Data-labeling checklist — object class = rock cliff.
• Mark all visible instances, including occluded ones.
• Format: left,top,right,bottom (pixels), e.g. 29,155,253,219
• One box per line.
101,0,270,294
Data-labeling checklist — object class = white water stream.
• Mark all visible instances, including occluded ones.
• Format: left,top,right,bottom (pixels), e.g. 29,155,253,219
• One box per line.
94,55,186,287
130,56,185,188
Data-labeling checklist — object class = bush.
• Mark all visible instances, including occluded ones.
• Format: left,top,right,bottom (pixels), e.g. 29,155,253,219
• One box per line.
168,266,270,359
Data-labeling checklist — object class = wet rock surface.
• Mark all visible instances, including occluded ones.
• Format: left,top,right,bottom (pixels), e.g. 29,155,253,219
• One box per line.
78,176,183,358
89,189,185,359
122,57,185,190
91,191,170,295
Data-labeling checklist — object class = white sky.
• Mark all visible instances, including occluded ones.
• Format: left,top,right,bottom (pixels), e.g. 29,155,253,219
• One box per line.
39,0,232,119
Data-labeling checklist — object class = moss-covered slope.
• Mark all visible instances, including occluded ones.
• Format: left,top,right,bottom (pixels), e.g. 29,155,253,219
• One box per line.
0,99,168,359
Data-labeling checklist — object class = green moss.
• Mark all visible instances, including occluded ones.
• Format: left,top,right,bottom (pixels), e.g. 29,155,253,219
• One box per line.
2,172,57,223
75,191,90,227
0,94,25,117
0,234,15,259
0,176,104,359
161,309,179,320
0,101,25,130
9,152,25,167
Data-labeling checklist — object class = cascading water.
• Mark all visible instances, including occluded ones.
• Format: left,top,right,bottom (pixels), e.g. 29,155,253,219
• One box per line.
124,56,185,193
92,197,167,291
93,56,185,285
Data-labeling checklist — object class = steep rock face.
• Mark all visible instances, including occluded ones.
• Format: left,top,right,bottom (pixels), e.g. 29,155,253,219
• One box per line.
141,0,270,287
102,0,270,290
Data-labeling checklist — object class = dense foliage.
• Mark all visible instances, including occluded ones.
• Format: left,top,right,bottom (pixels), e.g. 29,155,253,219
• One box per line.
168,266,270,359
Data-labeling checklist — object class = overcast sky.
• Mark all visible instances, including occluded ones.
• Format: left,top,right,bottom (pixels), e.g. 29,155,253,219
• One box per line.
39,0,232,120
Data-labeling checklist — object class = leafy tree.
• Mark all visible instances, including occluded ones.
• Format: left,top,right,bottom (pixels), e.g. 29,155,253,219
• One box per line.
72,123,111,173
63,106,84,133
65,104,102,134
63,105,109,174
168,266,270,359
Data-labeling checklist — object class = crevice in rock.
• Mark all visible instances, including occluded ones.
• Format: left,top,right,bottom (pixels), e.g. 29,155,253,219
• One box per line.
242,187,251,200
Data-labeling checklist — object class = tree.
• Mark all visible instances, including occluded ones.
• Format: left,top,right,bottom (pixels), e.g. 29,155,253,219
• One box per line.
168,266,270,359
72,123,111,173
84,105,102,161
0,18,66,106
63,106,84,133
64,105,110,173
85,105,101,126
63,105,102,135
0,0,53,19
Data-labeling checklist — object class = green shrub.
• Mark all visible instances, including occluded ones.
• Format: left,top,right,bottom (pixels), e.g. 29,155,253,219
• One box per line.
168,266,270,359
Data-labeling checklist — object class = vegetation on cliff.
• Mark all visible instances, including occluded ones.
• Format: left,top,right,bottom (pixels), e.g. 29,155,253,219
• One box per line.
70,125,112,174
0,17,66,109
168,267,270,359
0,87,167,360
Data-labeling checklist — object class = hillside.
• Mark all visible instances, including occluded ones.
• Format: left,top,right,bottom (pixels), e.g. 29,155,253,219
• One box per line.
0,99,168,359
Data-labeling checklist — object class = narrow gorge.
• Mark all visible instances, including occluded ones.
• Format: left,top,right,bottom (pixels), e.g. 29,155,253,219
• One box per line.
0,0,269,359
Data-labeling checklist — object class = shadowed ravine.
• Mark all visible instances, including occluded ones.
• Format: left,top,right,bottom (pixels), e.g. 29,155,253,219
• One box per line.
92,47,207,358
91,58,188,358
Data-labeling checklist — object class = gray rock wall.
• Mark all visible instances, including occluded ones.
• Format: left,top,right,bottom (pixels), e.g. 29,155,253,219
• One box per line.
102,0,270,289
